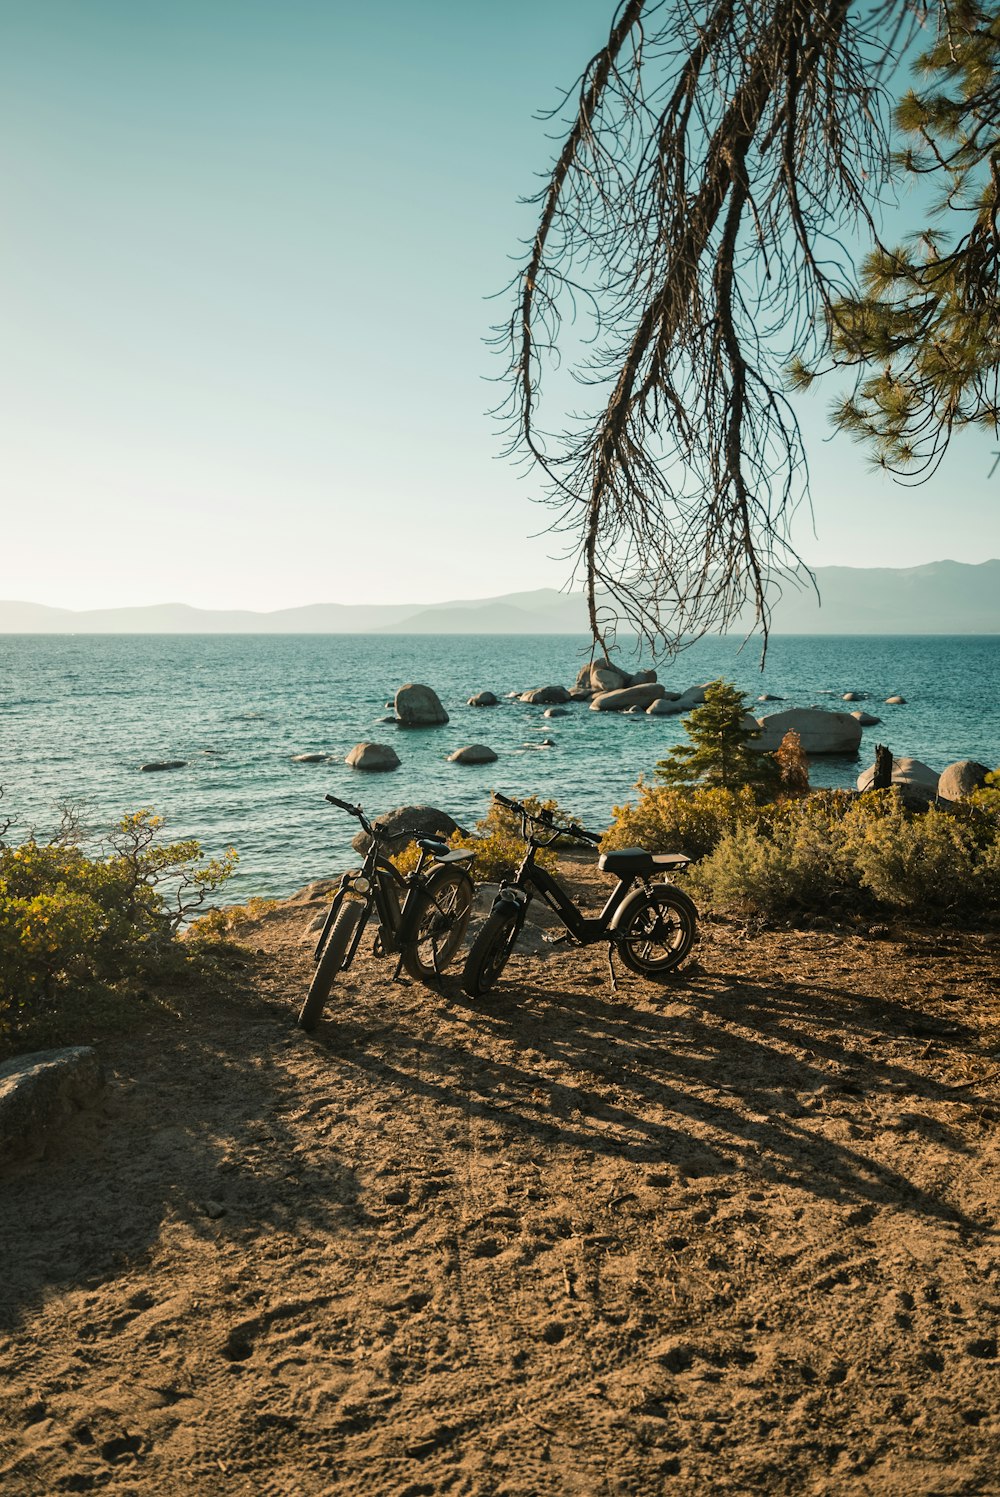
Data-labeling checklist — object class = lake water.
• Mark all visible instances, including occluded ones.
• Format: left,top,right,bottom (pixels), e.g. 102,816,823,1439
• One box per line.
2,633,998,901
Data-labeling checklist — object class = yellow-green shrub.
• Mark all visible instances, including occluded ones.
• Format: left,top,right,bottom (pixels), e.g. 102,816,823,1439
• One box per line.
449,796,572,882
0,809,237,1053
685,788,1000,921
602,782,763,861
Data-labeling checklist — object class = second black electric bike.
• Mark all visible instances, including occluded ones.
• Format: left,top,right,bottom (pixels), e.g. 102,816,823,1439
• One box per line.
462,792,697,997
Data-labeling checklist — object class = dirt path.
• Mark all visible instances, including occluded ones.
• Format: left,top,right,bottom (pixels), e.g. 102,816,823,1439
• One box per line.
2,870,999,1495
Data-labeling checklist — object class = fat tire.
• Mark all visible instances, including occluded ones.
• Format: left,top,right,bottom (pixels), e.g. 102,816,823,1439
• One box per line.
297,901,365,1030
462,905,521,998
401,865,475,982
616,886,697,977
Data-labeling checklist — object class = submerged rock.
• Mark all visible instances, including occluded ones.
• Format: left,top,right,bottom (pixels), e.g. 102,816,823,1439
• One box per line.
468,691,499,707
140,760,187,772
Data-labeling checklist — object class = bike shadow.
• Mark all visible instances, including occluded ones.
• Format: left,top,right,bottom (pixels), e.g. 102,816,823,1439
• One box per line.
323,950,991,1234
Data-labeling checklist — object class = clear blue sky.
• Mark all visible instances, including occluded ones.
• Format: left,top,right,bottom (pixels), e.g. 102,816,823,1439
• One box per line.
1,0,997,611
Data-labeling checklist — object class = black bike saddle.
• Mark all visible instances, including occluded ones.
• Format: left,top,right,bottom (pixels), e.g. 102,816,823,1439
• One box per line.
598,849,690,875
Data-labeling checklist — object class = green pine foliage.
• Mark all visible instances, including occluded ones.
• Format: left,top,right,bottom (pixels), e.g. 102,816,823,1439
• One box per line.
823,0,1000,471
654,680,779,797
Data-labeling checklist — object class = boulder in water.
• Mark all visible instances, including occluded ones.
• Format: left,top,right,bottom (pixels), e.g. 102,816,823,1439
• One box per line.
590,683,666,712
345,742,400,772
858,756,939,805
351,804,464,855
937,760,991,803
291,752,328,763
395,683,449,726
140,760,187,772
751,708,862,755
468,691,499,707
447,744,498,765
520,685,571,705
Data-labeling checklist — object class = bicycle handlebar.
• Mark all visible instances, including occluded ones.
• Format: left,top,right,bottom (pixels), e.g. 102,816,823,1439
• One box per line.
325,794,361,816
492,792,601,847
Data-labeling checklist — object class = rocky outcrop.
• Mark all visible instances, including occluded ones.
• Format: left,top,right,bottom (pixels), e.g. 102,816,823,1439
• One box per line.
626,669,658,687
345,742,400,772
395,683,449,726
857,756,939,803
646,697,686,716
589,662,630,693
937,760,991,803
351,804,464,855
590,683,667,712
467,691,498,707
520,685,572,706
0,1047,105,1164
447,744,498,765
752,708,863,755
568,687,595,701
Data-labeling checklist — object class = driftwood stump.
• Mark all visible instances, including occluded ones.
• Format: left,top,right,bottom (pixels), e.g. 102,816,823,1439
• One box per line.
872,744,893,791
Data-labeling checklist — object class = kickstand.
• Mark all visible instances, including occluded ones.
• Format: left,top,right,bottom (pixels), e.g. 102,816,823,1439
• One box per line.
606,942,618,992
391,952,410,985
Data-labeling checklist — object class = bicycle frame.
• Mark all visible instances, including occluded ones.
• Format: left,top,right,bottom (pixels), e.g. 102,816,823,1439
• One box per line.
312,835,449,970
496,840,660,947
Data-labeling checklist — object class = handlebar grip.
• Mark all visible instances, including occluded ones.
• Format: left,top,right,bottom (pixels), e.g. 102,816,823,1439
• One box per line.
569,824,601,845
325,794,359,815
493,792,519,810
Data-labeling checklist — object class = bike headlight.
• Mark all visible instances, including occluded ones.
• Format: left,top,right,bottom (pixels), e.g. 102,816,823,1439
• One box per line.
352,876,371,895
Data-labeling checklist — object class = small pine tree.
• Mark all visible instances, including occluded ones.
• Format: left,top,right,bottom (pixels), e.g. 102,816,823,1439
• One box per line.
655,679,779,798
774,729,810,798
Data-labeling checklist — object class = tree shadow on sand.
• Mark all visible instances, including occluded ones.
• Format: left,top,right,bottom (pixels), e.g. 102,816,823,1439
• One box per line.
0,990,368,1331
317,958,991,1234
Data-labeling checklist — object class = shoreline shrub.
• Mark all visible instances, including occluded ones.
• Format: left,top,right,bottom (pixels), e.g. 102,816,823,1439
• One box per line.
449,795,572,882
0,809,237,1055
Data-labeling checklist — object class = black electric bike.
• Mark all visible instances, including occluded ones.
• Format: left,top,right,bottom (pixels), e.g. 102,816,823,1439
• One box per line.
462,792,697,997
298,794,475,1030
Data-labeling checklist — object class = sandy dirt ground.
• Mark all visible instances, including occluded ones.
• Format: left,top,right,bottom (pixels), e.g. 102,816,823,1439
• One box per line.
2,859,1000,1496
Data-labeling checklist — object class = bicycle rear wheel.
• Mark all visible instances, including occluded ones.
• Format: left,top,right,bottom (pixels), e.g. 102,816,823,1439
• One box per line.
462,905,522,997
401,865,475,981
617,886,696,977
297,901,366,1030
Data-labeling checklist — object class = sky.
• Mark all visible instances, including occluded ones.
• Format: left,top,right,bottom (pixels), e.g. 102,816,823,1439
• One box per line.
1,0,998,612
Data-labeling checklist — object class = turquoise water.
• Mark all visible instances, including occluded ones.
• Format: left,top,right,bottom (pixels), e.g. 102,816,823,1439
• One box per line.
1,633,998,901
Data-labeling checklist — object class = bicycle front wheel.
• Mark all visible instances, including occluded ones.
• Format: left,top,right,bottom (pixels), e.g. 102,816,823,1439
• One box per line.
401,865,475,981
297,901,366,1030
616,886,696,977
462,905,522,998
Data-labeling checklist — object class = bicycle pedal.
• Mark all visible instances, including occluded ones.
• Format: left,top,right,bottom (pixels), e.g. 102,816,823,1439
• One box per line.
542,932,577,947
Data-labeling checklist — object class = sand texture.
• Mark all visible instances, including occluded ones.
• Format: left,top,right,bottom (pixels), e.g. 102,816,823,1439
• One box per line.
2,861,999,1495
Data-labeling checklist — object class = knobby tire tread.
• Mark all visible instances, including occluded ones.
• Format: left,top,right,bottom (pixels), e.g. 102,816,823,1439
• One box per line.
297,901,365,1030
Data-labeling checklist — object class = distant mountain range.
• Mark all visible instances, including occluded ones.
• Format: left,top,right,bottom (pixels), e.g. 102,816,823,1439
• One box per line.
1,561,997,635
